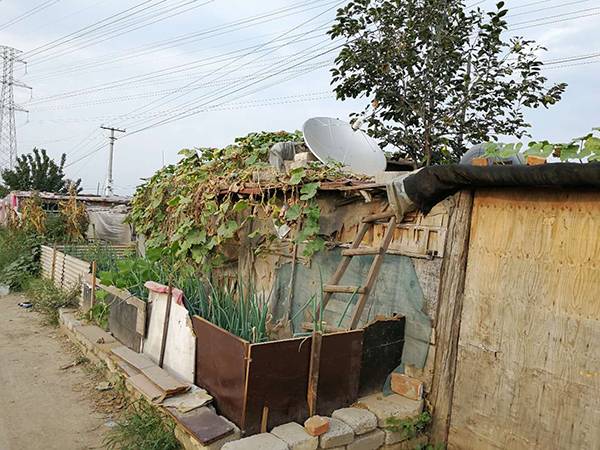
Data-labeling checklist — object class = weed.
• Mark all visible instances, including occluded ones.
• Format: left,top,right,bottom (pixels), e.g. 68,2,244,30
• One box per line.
26,278,79,325
104,399,180,450
87,290,110,330
384,411,432,440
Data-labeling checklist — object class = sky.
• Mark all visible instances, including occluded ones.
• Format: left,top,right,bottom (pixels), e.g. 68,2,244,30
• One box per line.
1,0,599,195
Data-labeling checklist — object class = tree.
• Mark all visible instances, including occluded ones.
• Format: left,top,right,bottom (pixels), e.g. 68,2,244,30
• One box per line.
0,148,81,194
329,0,567,165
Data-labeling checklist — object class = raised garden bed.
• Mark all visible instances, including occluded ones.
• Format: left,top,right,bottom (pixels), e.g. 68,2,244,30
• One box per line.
192,315,405,435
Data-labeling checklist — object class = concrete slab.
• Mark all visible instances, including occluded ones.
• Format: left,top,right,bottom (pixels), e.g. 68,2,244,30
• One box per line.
332,407,377,435
319,418,354,449
356,393,423,427
271,422,318,450
347,429,385,450
222,433,288,450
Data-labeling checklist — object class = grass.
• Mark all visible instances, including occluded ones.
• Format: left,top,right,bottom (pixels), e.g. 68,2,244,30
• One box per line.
25,278,80,325
104,399,181,450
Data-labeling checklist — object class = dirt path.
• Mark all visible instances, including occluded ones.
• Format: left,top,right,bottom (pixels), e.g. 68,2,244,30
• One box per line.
0,293,110,450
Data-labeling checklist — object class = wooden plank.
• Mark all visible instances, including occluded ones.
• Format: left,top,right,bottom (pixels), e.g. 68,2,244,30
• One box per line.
323,285,365,294
112,345,155,372
307,331,323,417
447,188,600,450
341,248,380,256
428,190,474,444
349,215,397,329
141,365,190,397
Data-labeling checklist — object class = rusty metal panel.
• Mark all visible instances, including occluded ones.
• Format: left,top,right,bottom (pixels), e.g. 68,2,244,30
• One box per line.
317,329,363,416
192,316,248,430
358,317,405,397
245,337,312,435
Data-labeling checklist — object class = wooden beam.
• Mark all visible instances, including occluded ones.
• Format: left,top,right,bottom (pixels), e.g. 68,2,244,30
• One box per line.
429,190,474,444
307,331,323,417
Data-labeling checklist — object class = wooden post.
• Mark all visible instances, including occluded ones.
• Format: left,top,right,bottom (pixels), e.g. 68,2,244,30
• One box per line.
307,330,323,417
260,406,269,433
50,245,57,283
90,261,97,309
158,281,173,368
429,190,474,444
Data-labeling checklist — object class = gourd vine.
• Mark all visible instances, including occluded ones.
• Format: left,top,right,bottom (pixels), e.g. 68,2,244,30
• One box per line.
127,130,365,270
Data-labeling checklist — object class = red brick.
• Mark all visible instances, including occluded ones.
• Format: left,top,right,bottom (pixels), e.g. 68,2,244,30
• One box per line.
303,415,330,436
390,373,423,401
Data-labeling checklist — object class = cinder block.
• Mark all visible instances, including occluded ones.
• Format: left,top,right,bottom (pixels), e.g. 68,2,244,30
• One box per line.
390,373,423,401
271,422,318,450
319,418,354,449
381,434,428,450
347,429,384,450
221,433,288,450
356,393,423,428
332,408,377,435
304,416,330,436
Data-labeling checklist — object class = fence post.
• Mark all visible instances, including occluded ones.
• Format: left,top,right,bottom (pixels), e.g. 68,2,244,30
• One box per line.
90,260,97,309
51,245,57,284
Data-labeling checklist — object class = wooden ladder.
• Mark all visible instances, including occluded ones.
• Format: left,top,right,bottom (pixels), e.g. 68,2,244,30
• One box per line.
318,210,397,330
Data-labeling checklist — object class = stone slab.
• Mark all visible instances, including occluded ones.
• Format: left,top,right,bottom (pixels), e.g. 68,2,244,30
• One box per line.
222,433,288,450
332,408,377,435
347,429,385,450
271,422,318,450
356,393,423,427
319,418,354,449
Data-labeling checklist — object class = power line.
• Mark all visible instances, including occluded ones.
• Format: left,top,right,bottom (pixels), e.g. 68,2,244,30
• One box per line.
26,0,336,81
0,0,60,32
28,0,217,67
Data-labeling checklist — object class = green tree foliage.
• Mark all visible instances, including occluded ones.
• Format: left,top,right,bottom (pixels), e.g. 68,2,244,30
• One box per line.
329,0,567,165
0,148,81,194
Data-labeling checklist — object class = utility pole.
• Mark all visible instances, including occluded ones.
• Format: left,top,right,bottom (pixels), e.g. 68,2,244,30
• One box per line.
0,45,30,171
100,125,125,196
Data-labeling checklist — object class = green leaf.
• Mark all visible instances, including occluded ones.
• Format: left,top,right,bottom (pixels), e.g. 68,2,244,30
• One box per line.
232,200,249,213
285,204,302,221
302,237,325,257
300,182,320,200
217,220,239,239
289,167,305,185
178,148,196,158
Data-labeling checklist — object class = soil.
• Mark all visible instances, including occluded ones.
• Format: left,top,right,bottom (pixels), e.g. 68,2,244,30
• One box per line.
0,293,122,450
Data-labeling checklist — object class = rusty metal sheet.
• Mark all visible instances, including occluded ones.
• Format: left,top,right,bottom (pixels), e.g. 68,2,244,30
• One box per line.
191,316,248,429
244,337,311,434
358,317,405,397
317,329,363,416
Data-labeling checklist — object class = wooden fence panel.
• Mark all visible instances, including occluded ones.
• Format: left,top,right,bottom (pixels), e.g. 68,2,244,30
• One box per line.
448,188,600,450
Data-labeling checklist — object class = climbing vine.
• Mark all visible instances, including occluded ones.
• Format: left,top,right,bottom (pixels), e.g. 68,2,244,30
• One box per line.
127,131,362,269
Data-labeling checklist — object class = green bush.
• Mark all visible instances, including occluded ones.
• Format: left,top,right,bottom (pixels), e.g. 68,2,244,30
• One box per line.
26,278,79,325
0,227,40,290
104,400,180,450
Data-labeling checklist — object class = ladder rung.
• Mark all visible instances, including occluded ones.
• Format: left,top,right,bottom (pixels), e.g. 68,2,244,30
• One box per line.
323,285,366,294
362,211,395,223
342,247,381,256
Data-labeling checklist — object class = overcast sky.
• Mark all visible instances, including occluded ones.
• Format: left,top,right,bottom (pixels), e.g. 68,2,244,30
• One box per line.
1,0,599,195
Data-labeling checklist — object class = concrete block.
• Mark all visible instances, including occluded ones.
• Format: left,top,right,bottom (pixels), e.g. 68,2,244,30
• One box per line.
390,373,423,401
319,418,354,449
347,429,384,450
381,434,428,450
304,416,330,436
332,408,377,435
222,433,288,450
383,429,410,446
271,422,318,450
356,394,423,427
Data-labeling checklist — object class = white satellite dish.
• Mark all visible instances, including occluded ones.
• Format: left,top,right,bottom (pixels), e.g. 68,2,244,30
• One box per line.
302,117,387,176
